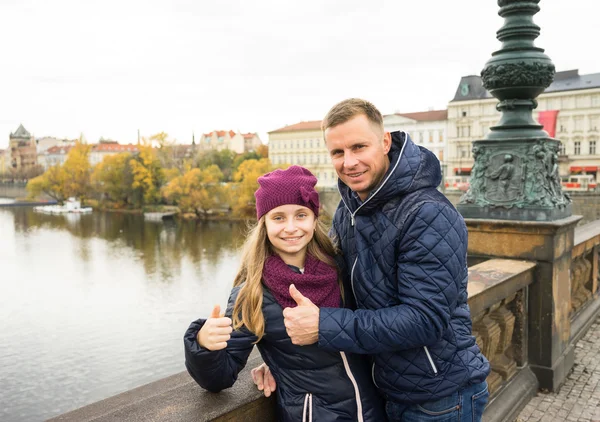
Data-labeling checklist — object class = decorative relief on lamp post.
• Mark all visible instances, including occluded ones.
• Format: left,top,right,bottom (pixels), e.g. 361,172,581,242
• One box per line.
461,141,570,211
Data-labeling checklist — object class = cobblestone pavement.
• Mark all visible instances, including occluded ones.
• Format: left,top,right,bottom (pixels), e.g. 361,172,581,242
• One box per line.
516,319,600,422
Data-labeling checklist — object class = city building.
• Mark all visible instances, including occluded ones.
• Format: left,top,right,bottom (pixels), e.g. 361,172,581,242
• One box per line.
447,69,600,178
36,136,74,154
9,124,38,174
89,142,139,166
383,109,448,167
40,145,73,169
201,130,262,154
242,132,262,153
38,141,140,170
268,120,337,187
0,148,6,175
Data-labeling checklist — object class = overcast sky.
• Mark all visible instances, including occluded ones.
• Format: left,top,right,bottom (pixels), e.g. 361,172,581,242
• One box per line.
0,0,597,148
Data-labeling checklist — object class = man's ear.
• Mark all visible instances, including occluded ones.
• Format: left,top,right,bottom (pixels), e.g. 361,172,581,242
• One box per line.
382,131,392,154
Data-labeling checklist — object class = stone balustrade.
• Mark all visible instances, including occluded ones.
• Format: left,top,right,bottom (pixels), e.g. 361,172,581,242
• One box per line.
570,220,600,345
467,259,538,422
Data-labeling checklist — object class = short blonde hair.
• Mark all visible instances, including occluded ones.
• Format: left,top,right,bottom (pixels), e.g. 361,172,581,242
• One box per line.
322,98,384,133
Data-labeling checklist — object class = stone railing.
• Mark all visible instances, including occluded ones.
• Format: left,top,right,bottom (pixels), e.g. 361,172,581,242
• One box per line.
51,258,537,422
467,259,538,422
570,220,600,343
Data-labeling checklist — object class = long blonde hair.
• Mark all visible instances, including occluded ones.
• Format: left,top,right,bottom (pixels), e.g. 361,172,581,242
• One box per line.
232,216,342,342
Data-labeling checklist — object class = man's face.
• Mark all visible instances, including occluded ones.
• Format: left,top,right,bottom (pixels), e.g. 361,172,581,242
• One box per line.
325,114,391,201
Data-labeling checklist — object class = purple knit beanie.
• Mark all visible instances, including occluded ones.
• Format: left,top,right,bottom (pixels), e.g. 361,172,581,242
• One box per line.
255,166,320,220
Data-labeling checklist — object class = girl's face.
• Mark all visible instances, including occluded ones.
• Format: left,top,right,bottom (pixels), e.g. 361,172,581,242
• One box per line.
264,204,317,267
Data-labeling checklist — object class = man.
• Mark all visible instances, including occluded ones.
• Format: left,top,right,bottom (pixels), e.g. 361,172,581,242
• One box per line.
254,98,490,421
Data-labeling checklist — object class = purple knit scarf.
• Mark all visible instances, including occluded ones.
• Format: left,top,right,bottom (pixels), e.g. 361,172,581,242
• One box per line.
262,254,340,309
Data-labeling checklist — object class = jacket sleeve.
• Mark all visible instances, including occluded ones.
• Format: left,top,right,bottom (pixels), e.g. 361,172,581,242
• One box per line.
183,286,257,392
318,202,467,354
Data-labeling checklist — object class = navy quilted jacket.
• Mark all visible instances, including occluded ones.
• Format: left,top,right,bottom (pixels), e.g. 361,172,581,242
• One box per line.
319,131,490,404
184,285,386,421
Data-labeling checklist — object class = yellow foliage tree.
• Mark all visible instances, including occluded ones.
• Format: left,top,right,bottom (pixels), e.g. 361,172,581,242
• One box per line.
231,158,273,217
129,139,164,206
91,152,134,207
162,165,224,215
256,144,269,159
62,142,93,202
163,167,181,183
26,164,66,201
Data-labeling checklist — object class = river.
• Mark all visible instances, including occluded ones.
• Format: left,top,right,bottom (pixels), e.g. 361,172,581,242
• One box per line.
0,206,247,421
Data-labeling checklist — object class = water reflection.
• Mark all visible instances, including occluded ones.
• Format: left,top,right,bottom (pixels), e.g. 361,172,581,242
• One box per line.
1,207,248,422
11,209,248,281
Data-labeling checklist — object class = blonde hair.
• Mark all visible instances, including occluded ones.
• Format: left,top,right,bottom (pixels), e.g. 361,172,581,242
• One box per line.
232,216,342,342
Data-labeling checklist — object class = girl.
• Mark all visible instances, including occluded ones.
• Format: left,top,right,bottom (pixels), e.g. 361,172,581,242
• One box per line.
184,165,385,421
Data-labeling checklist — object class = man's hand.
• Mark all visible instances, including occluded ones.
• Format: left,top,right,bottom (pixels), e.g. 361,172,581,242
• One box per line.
251,363,277,397
282,284,319,345
197,305,232,351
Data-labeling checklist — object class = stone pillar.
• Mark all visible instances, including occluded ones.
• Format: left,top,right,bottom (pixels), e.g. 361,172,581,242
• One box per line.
466,215,581,391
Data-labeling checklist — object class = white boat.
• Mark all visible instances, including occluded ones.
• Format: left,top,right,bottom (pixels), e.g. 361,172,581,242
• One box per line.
34,197,93,214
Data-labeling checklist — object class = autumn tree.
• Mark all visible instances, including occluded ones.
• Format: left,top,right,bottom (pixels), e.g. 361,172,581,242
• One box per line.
150,132,195,173
62,142,93,203
162,167,181,183
230,158,272,217
256,144,269,159
129,139,165,206
162,165,224,216
91,152,135,207
197,149,236,181
27,164,66,201
27,142,92,203
232,151,261,174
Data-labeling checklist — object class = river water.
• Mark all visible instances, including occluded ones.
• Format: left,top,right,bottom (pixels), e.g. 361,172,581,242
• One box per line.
0,206,247,421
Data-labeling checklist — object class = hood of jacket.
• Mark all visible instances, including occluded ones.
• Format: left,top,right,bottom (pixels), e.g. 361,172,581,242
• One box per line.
338,131,442,215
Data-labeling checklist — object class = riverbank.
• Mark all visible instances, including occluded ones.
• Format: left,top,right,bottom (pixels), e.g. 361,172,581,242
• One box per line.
0,198,57,207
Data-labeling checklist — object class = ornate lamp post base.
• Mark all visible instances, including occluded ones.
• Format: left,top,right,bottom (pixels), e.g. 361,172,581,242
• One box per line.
457,137,571,221
459,205,571,221
457,0,571,221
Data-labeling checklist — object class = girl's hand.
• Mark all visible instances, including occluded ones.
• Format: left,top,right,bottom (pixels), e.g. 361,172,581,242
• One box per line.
197,304,233,351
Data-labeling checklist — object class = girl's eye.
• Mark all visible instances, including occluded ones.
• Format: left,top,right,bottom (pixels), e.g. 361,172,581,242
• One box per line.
297,213,307,219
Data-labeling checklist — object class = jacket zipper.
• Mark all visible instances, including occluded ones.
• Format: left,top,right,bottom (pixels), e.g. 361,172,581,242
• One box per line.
337,132,411,418
302,393,312,422
350,257,358,302
371,362,380,388
340,352,364,422
423,346,438,375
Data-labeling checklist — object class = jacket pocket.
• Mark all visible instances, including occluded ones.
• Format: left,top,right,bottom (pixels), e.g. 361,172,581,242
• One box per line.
415,391,460,416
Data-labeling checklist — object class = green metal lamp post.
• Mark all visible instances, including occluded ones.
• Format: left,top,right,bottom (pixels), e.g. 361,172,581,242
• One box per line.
457,0,571,221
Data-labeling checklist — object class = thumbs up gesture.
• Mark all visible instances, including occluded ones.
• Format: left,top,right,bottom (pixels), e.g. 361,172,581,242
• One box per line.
197,304,233,351
282,284,319,346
